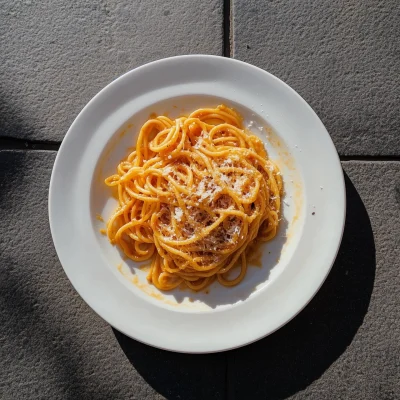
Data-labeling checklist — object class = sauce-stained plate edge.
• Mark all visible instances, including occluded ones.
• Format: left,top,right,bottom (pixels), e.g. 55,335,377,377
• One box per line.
49,55,345,353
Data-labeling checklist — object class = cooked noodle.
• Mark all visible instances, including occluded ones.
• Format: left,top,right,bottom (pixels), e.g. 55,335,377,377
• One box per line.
105,105,282,291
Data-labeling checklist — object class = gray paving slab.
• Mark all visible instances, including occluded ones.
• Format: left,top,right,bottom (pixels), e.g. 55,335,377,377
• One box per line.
0,0,223,142
0,150,226,400
226,161,400,399
232,0,400,156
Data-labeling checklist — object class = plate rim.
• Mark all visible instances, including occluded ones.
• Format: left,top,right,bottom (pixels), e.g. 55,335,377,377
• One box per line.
48,54,346,353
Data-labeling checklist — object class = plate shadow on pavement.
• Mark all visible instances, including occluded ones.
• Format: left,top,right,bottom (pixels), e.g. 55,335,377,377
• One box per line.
113,329,227,400
114,171,376,400
224,171,376,399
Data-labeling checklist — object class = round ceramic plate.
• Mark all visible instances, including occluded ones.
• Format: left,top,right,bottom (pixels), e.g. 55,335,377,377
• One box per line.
49,55,345,353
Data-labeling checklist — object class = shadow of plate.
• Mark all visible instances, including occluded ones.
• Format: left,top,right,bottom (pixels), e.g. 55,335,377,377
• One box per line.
113,172,375,399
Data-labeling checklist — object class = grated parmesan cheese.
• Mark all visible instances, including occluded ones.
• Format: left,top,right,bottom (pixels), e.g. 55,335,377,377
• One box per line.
163,166,172,176
224,158,233,166
194,137,203,149
219,173,229,183
233,175,247,193
174,207,183,221
196,178,222,202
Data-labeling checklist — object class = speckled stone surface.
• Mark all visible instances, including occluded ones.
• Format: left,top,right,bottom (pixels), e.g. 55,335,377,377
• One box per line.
1,0,400,398
0,0,223,142
1,150,399,399
232,0,400,156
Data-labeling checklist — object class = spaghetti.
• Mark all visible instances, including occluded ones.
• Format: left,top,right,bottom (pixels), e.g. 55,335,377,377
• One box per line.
105,105,282,291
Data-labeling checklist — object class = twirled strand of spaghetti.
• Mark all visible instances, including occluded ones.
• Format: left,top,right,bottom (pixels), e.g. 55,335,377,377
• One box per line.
105,105,282,291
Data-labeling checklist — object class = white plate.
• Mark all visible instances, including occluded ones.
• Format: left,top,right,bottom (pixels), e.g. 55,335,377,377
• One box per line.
49,55,345,353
